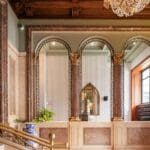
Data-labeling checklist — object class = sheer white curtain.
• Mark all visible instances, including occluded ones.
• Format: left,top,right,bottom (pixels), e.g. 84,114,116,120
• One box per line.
82,53,111,121
39,47,69,121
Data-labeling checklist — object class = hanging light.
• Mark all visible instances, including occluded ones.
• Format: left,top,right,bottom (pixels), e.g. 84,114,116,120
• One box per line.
103,0,150,17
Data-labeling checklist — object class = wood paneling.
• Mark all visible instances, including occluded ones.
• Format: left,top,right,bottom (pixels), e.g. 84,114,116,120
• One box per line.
9,0,150,19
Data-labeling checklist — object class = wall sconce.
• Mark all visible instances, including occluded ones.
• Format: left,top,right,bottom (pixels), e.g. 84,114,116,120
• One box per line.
18,23,24,31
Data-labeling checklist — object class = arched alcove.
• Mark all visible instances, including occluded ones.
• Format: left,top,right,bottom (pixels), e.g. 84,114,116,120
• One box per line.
123,37,150,121
27,37,71,121
79,37,114,121
80,83,100,120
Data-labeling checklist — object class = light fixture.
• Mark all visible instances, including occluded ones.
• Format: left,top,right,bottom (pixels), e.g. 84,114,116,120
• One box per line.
18,23,24,31
51,41,56,46
103,0,150,17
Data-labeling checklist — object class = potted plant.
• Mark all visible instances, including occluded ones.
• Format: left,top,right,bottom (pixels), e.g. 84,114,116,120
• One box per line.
25,108,54,147
25,108,54,133
33,108,54,123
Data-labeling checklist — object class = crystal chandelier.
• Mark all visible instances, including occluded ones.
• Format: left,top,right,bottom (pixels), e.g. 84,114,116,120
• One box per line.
104,0,150,17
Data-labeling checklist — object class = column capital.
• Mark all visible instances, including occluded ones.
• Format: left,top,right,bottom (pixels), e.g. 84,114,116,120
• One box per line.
69,52,80,65
113,51,124,65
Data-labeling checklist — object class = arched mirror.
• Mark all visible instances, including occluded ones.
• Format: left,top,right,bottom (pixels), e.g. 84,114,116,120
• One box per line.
80,83,100,117
123,38,150,121
39,39,70,121
80,38,113,121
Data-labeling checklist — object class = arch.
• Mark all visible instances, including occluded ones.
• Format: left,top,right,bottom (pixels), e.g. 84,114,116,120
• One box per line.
30,36,71,120
78,36,114,56
123,36,150,121
123,36,150,52
34,36,72,56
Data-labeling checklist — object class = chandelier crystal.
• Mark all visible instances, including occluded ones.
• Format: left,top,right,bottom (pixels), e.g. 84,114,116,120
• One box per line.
104,0,150,17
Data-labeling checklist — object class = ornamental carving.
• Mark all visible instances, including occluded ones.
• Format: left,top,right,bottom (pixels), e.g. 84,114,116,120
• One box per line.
113,52,124,65
69,52,80,65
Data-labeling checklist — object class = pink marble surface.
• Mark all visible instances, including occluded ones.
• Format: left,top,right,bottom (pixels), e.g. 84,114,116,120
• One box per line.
127,127,150,145
84,127,111,145
40,128,68,143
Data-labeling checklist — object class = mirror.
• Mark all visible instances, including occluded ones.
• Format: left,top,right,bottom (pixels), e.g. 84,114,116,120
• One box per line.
80,83,100,117
80,39,112,121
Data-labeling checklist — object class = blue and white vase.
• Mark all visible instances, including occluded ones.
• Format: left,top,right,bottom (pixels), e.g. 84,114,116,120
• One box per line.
25,123,38,148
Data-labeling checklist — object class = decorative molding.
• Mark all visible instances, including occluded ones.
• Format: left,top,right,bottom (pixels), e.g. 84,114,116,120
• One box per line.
26,25,150,121
8,41,19,56
84,128,111,145
113,52,124,65
8,42,26,57
0,0,8,123
18,52,26,57
69,52,80,66
26,26,150,32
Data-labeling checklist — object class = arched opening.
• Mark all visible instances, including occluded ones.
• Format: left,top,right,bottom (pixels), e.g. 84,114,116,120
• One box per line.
80,83,100,121
123,37,150,121
79,37,114,121
36,38,71,121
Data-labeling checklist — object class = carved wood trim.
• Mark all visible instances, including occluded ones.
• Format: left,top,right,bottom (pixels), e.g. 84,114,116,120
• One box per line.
25,26,150,32
0,0,8,123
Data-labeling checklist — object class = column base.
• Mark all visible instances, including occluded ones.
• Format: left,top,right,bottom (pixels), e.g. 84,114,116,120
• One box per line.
69,117,80,121
112,117,123,121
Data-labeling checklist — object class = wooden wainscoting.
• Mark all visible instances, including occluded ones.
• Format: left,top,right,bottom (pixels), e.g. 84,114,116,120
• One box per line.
34,121,150,150
114,121,150,150
69,122,113,150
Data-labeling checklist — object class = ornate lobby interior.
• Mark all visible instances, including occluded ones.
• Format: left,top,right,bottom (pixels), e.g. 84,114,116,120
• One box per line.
0,0,150,150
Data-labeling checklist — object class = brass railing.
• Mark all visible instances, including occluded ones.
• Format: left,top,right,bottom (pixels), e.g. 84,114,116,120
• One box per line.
0,123,68,150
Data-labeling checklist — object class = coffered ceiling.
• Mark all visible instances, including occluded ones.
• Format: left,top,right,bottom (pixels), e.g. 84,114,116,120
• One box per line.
9,0,150,19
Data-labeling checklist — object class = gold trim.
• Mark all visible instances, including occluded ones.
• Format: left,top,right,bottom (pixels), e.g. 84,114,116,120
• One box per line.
0,123,69,149
113,52,124,65
69,117,80,121
112,117,123,121
69,52,80,65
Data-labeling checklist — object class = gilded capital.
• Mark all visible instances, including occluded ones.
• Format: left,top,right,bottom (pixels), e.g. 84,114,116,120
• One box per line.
69,52,80,65
113,52,124,65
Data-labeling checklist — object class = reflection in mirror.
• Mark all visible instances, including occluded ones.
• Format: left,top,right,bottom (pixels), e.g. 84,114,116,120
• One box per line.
80,83,100,120
81,40,112,121
123,39,150,121
39,41,69,121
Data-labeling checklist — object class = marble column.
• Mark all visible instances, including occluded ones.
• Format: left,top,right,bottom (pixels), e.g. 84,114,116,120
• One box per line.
0,0,8,123
26,27,37,121
112,52,124,121
69,52,80,121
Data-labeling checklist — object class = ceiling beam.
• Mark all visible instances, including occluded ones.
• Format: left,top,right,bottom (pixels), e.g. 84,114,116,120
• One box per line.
25,1,104,9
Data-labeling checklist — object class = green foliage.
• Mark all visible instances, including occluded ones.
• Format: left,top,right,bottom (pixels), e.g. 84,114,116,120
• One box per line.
33,108,54,123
